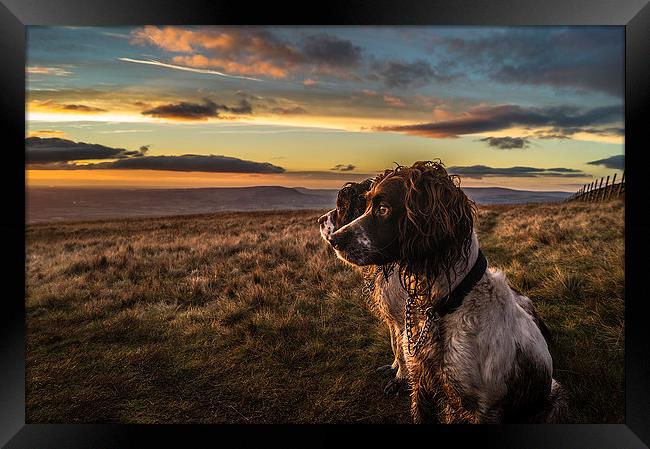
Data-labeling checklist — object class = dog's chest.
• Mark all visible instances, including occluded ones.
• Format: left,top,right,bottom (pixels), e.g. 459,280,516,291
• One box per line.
369,270,406,326
406,318,484,423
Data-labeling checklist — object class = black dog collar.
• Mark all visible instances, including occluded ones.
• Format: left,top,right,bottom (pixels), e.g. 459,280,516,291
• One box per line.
437,249,488,316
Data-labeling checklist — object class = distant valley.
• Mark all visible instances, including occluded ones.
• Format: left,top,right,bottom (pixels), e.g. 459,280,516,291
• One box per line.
26,186,572,224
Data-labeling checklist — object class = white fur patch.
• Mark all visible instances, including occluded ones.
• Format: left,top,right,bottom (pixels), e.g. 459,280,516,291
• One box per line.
357,230,371,249
319,210,336,240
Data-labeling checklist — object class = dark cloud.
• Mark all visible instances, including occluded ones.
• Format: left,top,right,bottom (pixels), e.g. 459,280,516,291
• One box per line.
529,125,623,140
27,137,284,174
302,34,362,67
224,99,253,114
330,164,356,171
31,154,285,174
234,90,266,102
141,98,252,120
437,28,623,97
448,165,587,179
375,104,622,138
479,136,531,149
142,99,219,120
101,154,284,173
551,126,623,137
547,167,584,173
26,137,146,163
270,106,307,115
587,154,624,170
61,104,107,112
531,131,572,140
287,170,374,181
373,59,452,88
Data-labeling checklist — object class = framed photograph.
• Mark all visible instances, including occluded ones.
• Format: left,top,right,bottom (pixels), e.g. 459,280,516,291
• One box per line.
2,0,649,446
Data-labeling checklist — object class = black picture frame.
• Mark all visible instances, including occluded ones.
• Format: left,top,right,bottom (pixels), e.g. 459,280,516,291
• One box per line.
2,0,649,446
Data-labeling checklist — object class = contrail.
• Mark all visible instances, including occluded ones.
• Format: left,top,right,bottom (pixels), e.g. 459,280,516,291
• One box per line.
118,57,263,82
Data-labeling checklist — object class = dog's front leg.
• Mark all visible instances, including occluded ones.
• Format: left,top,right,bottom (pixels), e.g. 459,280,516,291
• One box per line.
410,365,441,423
376,324,399,376
383,324,410,396
376,324,408,395
393,325,408,380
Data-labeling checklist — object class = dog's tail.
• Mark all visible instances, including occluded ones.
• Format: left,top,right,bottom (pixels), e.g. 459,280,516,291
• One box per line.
534,378,568,423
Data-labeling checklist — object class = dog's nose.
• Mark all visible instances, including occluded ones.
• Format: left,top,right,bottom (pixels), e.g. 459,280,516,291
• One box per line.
328,231,349,250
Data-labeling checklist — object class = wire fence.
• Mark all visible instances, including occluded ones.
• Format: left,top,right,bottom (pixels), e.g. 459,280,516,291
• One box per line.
565,172,625,202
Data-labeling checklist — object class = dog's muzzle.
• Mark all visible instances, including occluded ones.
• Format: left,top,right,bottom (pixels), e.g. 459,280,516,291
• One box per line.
328,230,353,250
318,210,336,240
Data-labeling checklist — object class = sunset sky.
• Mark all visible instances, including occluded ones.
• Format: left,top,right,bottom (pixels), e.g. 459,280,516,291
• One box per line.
26,26,624,191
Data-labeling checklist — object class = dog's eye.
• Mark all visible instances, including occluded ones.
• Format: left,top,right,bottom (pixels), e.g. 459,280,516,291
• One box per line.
376,205,389,216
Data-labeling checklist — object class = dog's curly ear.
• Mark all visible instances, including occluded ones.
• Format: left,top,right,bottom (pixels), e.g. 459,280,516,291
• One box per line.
336,179,374,227
397,162,476,297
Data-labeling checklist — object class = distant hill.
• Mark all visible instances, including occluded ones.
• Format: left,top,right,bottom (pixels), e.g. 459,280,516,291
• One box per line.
27,186,337,223
463,187,571,205
26,185,571,223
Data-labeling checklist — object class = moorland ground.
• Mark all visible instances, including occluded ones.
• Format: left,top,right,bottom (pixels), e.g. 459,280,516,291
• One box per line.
26,200,624,423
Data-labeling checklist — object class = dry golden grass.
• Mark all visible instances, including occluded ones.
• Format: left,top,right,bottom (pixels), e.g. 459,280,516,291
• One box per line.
26,200,624,423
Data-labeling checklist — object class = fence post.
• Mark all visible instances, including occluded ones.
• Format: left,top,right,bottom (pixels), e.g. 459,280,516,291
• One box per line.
589,181,595,202
601,176,610,202
592,181,597,201
595,177,603,202
593,179,600,202
608,173,617,201
617,172,625,198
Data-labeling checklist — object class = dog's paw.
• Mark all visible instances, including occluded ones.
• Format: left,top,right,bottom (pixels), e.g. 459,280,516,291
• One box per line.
376,364,397,376
383,377,409,396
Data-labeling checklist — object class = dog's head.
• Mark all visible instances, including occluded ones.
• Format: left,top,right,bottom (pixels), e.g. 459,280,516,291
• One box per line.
327,160,476,295
318,178,373,241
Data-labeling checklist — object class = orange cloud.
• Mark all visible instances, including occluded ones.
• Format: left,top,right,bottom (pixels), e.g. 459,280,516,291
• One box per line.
130,26,363,81
132,26,301,79
26,129,68,138
130,26,198,52
171,55,289,79
29,99,108,114
130,26,241,53
431,107,455,121
383,94,405,107
27,66,72,76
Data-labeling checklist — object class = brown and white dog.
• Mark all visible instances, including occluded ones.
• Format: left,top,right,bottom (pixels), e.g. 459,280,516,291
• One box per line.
320,161,566,423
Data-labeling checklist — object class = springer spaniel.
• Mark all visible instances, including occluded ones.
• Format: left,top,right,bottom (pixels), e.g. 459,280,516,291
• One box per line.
320,161,566,423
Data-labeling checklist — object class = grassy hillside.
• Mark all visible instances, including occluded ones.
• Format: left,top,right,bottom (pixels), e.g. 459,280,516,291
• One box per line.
25,200,624,423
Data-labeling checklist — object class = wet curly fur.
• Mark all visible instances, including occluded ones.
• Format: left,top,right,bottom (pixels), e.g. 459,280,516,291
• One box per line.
320,161,567,423
373,161,476,305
